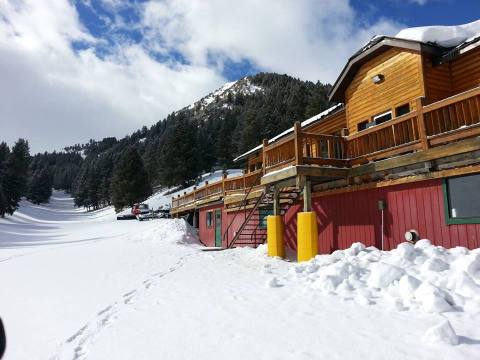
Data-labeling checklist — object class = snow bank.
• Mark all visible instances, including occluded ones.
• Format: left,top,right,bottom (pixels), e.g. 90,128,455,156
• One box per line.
254,240,480,346
424,319,459,345
396,19,480,47
290,240,480,315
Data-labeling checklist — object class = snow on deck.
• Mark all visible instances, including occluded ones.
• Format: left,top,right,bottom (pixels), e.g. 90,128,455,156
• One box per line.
0,191,479,359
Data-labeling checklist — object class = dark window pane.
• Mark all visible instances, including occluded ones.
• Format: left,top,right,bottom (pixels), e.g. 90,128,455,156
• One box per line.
374,111,392,125
396,103,410,117
447,174,480,218
358,120,368,131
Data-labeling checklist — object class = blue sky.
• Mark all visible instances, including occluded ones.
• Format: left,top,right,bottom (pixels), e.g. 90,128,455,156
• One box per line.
0,0,478,152
73,0,480,81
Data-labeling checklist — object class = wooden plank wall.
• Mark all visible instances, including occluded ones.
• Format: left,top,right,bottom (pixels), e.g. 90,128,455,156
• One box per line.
451,46,480,94
423,57,453,103
345,48,425,135
303,109,347,135
282,178,480,253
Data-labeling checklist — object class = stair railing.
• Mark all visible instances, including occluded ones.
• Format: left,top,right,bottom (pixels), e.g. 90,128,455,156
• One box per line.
227,191,266,249
222,168,265,248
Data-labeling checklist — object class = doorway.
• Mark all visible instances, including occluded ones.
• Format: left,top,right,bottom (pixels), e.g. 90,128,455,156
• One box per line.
215,209,222,247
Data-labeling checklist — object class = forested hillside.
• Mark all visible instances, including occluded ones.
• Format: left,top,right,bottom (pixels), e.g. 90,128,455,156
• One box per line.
8,73,332,212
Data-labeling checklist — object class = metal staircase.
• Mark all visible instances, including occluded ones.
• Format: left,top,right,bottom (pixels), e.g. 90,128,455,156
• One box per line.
224,182,301,248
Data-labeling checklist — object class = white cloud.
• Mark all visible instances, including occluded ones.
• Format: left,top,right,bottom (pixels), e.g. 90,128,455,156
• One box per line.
0,0,404,153
141,0,403,82
408,0,429,5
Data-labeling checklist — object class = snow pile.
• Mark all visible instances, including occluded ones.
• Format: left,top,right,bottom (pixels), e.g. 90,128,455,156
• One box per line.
396,19,480,47
424,319,459,345
292,240,480,314
257,240,480,345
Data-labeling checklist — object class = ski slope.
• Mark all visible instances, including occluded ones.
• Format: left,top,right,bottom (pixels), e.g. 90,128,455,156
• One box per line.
0,191,479,359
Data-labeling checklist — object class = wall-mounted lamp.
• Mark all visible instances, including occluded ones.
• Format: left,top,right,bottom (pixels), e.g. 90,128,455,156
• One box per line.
371,74,385,84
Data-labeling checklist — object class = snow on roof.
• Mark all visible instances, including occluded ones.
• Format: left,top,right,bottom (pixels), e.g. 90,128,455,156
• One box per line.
395,19,480,48
233,103,343,162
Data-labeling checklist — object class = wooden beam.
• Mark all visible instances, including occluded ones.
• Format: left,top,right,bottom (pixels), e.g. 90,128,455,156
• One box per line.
312,163,480,198
303,180,312,212
349,136,480,177
294,121,303,165
262,138,268,174
416,97,429,150
273,187,280,215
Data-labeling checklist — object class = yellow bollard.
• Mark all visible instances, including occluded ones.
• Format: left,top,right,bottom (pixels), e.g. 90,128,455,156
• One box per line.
297,212,318,262
267,215,285,258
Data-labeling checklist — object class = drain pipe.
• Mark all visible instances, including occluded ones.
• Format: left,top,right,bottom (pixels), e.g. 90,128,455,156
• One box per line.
378,200,386,250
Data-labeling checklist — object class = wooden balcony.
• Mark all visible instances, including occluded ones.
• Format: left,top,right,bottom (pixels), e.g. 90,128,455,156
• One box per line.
171,86,480,212
263,86,480,171
171,169,263,213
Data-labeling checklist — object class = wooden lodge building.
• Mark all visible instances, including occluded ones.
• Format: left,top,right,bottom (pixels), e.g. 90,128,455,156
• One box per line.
171,32,480,261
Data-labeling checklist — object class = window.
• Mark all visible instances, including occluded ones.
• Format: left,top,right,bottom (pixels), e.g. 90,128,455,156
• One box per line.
206,211,213,228
396,103,410,117
357,120,369,132
443,174,480,224
259,209,273,229
373,110,392,125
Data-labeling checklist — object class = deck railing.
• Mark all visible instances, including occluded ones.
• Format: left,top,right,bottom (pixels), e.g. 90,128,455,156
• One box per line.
171,86,480,211
171,169,263,211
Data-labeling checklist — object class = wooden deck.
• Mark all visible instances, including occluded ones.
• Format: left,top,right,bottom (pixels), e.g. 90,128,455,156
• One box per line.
171,86,480,213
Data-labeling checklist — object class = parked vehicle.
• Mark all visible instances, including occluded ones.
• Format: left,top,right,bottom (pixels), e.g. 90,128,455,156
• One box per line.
116,213,136,220
137,211,157,221
137,208,171,221
131,203,150,216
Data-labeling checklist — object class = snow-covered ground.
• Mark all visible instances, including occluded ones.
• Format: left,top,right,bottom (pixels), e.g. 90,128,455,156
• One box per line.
0,191,479,359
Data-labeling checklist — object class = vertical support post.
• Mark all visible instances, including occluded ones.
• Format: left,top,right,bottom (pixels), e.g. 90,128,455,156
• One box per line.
294,121,303,165
303,180,311,212
273,187,280,216
262,138,268,174
297,180,317,262
327,138,334,159
416,97,429,150
242,169,246,190
193,209,197,229
222,173,227,196
267,210,285,258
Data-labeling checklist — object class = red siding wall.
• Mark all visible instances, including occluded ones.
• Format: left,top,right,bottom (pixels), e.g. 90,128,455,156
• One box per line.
283,178,480,253
198,178,480,252
198,204,225,247
198,205,260,247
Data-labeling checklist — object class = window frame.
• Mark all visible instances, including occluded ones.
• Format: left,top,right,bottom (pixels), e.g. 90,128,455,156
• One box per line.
373,110,393,125
206,211,213,228
442,177,480,225
395,103,410,117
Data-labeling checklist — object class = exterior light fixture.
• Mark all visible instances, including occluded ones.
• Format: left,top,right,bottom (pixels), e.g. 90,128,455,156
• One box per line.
372,74,384,84
405,229,419,243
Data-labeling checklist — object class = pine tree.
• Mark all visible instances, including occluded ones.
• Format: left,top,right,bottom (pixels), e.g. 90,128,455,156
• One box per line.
0,142,10,217
110,147,152,212
1,139,30,217
27,168,52,204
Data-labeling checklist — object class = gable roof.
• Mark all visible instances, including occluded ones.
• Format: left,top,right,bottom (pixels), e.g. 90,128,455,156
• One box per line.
329,20,480,103
328,36,442,103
